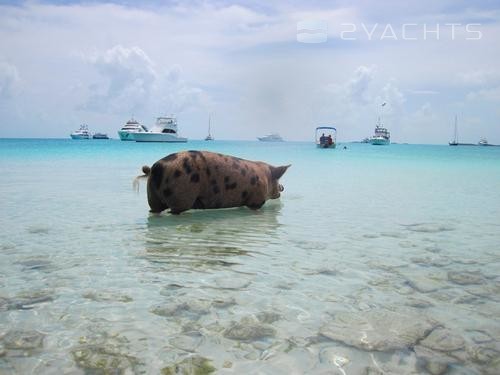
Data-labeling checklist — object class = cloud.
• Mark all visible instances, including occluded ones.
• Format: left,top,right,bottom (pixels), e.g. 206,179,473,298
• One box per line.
466,86,500,102
346,65,376,103
82,45,156,112
0,61,20,99
81,45,207,115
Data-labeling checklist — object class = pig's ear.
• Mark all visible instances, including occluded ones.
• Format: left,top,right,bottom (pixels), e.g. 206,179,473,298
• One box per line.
271,164,291,180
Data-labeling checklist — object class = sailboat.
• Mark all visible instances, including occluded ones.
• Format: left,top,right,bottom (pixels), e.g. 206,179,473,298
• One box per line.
449,115,459,146
205,114,214,141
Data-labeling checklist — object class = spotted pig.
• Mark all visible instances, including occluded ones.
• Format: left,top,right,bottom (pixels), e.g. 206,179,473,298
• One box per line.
137,151,290,214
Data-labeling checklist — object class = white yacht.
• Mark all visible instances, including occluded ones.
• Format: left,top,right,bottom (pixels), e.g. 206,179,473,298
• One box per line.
370,117,390,145
117,118,149,141
133,116,188,143
478,138,489,146
70,124,91,140
257,133,284,142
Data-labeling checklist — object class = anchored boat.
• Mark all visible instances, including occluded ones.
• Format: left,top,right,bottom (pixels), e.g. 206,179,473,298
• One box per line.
70,124,91,140
118,118,149,141
132,116,187,143
315,126,337,148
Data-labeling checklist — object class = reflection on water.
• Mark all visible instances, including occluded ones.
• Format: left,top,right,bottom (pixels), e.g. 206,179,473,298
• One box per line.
142,203,282,270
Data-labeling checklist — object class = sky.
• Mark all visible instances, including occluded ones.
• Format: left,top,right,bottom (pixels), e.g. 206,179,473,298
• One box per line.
0,0,499,143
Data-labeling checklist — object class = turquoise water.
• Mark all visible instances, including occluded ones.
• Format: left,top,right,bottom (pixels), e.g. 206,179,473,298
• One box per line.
1,139,499,374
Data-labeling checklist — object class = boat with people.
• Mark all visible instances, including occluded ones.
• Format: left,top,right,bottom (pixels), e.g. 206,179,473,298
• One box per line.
118,118,149,141
315,126,337,148
70,124,91,140
370,117,390,145
258,133,284,142
205,114,214,141
132,116,187,143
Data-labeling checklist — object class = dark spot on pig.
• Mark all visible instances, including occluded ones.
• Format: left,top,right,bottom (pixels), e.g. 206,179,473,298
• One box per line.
225,182,237,190
240,168,246,176
174,169,182,178
205,167,211,176
190,173,200,183
241,191,248,199
250,176,257,185
183,158,192,174
151,163,164,189
192,197,205,209
163,188,173,197
213,185,220,194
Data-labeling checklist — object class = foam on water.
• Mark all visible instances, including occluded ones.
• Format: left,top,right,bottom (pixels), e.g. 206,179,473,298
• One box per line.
1,139,500,373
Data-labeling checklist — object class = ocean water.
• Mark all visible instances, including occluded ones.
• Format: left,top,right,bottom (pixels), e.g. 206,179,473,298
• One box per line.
0,138,499,374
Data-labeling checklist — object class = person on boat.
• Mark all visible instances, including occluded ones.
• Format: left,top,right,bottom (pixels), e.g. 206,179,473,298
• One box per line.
327,135,333,146
319,133,326,145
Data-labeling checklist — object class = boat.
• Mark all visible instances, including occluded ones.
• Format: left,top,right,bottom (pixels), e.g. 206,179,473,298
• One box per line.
449,115,459,146
478,138,490,146
117,118,149,141
370,117,390,145
315,126,337,148
257,133,284,142
70,124,91,140
448,115,476,146
92,133,109,140
132,116,187,143
205,114,214,141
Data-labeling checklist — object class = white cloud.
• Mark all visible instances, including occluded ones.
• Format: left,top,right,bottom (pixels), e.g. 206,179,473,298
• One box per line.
81,45,207,115
0,61,20,99
466,86,500,102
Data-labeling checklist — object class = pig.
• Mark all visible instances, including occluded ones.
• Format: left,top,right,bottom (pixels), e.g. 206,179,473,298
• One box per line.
136,150,290,214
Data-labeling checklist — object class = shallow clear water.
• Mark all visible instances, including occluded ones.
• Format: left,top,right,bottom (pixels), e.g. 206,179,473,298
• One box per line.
1,139,499,374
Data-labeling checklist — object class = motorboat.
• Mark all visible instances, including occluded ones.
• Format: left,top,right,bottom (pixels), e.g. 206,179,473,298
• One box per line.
205,114,214,141
315,126,337,148
117,118,149,141
70,124,91,140
257,133,284,142
92,133,109,140
478,138,490,146
370,117,390,145
132,116,187,143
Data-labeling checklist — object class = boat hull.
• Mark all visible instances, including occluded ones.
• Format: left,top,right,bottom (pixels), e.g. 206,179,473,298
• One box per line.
133,133,187,143
370,138,390,145
118,130,139,141
316,143,336,149
93,134,109,140
70,134,90,140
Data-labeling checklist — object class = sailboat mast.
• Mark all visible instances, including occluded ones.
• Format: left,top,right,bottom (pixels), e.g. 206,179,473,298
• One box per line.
208,114,211,136
454,115,458,143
